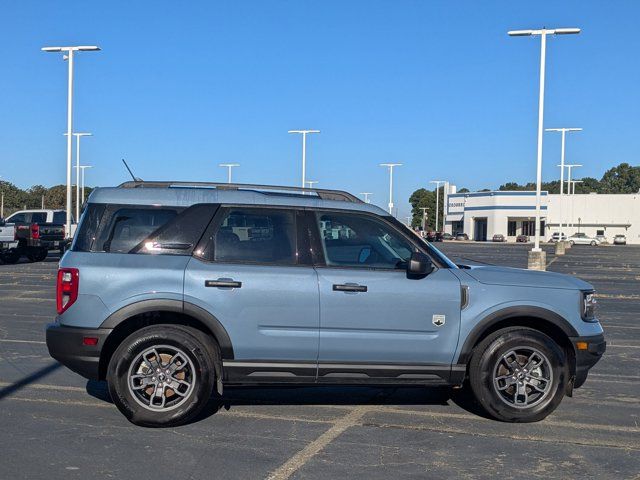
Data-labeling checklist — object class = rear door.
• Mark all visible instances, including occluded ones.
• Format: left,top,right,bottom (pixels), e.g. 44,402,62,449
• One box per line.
311,210,462,383
184,206,320,383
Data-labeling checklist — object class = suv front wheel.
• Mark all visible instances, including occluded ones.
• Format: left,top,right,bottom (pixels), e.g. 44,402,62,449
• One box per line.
107,325,217,427
469,327,568,422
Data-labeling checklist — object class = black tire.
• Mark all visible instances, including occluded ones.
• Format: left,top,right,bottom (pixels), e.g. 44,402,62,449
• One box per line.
27,248,48,262
569,240,575,246
1,249,21,264
107,325,217,427
469,327,568,423
590,241,596,246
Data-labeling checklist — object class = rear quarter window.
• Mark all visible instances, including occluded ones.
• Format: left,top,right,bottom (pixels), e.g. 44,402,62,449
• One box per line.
80,203,216,255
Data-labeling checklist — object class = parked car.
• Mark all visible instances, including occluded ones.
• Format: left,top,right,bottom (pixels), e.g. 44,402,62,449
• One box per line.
441,232,454,241
455,232,469,241
516,234,529,243
568,233,600,246
595,234,608,244
47,181,605,427
613,234,627,245
425,231,437,242
549,232,567,243
492,234,506,242
4,209,69,262
0,218,20,264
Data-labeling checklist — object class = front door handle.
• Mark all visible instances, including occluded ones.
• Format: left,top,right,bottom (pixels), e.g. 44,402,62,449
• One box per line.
333,283,367,293
205,279,242,289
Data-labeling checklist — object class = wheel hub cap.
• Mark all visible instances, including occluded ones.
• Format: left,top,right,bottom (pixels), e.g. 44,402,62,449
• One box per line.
492,347,553,409
127,345,196,412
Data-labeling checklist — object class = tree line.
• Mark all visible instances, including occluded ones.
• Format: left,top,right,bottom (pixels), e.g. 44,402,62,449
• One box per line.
0,182,94,218
409,163,639,231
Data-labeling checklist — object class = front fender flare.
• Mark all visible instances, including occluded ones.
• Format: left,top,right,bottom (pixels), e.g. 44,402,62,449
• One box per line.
456,305,578,365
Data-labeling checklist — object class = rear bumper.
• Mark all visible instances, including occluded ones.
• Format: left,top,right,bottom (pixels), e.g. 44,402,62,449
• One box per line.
26,239,62,249
46,323,112,380
570,333,606,388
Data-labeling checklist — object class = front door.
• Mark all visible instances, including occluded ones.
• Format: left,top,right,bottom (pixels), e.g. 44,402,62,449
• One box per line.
184,207,319,383
312,211,462,383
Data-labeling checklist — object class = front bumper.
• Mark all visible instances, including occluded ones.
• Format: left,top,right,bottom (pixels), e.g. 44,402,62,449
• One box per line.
570,333,606,389
46,323,112,380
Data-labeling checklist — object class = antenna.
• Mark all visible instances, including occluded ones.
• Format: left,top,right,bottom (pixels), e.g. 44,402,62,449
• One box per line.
122,159,143,182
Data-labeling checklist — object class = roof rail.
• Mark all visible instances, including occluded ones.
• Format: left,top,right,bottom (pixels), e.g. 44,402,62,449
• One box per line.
117,181,363,203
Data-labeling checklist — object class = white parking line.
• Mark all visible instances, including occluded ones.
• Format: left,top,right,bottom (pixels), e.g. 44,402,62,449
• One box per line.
266,406,371,480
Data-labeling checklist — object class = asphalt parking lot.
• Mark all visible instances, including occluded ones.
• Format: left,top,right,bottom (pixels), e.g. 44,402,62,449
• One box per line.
0,244,638,479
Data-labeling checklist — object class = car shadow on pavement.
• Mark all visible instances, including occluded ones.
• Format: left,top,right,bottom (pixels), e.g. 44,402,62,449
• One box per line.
86,380,489,424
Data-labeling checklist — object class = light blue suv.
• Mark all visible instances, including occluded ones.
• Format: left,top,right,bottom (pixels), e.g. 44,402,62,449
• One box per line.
46,182,605,427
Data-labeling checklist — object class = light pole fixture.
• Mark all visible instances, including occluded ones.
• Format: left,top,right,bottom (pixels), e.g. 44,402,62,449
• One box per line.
508,27,580,253
219,163,240,183
429,180,446,232
359,192,372,203
42,45,100,237
563,164,582,229
305,180,319,189
64,132,92,220
379,163,402,215
546,127,582,235
79,165,93,205
420,207,429,232
569,179,583,229
288,130,320,188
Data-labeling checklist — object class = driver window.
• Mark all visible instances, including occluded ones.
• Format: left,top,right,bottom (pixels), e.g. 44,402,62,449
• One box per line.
316,212,415,269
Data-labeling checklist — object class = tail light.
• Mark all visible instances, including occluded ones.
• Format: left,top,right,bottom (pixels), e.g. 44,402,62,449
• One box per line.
57,268,79,314
31,223,40,240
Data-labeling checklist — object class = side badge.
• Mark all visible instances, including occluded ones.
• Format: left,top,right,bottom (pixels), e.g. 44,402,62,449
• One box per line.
432,314,446,327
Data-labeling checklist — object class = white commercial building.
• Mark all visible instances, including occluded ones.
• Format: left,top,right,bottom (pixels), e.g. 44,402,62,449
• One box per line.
444,188,640,244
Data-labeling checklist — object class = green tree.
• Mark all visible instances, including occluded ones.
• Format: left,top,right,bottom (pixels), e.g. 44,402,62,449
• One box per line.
598,163,640,193
408,187,444,231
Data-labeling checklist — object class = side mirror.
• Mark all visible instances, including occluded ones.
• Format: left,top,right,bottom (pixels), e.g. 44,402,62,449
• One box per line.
0,218,5,227
407,252,433,279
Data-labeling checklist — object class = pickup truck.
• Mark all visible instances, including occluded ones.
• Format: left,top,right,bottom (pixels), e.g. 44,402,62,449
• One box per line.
3,209,70,263
0,218,19,263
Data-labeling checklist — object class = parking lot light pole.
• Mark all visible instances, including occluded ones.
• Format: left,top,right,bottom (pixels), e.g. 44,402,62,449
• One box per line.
219,163,240,183
562,163,581,232
42,45,100,237
380,163,402,215
359,192,372,203
79,165,92,204
288,130,320,188
508,27,580,259
305,180,319,189
420,207,429,232
546,128,582,235
64,132,92,220
429,180,445,232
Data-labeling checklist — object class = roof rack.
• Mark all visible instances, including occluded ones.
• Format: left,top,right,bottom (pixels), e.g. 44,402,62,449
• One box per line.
117,181,363,203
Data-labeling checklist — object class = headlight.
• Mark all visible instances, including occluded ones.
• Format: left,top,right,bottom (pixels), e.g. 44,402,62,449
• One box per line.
582,291,597,321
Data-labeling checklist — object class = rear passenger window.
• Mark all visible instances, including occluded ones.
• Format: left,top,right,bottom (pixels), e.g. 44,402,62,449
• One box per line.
53,211,67,224
31,212,47,223
206,208,297,264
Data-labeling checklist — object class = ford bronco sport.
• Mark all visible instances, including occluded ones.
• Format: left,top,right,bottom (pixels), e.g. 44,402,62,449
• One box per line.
46,181,605,427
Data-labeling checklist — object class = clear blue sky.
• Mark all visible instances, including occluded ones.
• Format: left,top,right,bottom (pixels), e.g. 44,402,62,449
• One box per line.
0,1,638,219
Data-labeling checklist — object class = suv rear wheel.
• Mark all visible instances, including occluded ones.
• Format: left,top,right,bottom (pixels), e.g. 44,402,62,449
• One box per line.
469,327,568,422
107,325,217,427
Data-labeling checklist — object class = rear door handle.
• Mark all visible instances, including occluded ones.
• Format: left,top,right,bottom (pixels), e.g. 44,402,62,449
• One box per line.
333,283,367,293
205,279,242,289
